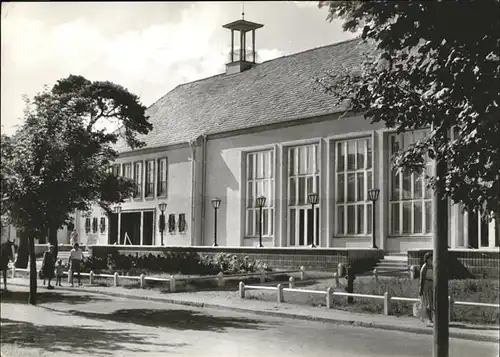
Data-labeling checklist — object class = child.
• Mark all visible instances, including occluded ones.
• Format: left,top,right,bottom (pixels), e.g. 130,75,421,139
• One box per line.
55,259,64,287
39,270,46,286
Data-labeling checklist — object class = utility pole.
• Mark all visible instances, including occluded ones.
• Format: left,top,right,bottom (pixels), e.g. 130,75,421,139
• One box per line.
433,126,449,357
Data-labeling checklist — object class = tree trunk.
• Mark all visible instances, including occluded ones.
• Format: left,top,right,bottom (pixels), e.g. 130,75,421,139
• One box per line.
28,235,37,305
15,230,29,269
38,227,47,244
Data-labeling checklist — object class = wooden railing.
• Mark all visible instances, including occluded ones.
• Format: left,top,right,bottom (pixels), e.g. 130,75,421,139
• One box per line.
8,266,305,293
238,280,500,321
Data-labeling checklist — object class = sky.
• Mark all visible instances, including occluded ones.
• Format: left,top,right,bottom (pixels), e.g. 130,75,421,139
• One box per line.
1,1,356,135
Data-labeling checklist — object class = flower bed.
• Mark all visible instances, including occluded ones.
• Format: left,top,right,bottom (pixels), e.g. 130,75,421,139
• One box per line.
80,252,271,277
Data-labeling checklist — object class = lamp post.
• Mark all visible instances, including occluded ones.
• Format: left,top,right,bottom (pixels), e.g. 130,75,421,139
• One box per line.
255,196,267,248
307,192,319,248
158,202,167,246
368,188,380,249
211,198,221,246
113,205,122,245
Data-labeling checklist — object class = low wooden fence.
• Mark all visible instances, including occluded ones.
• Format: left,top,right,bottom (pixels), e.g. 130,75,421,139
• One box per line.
8,266,305,293
238,279,499,321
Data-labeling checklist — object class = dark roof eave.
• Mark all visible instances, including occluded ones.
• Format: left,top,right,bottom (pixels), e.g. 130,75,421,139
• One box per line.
116,109,363,157
116,140,191,158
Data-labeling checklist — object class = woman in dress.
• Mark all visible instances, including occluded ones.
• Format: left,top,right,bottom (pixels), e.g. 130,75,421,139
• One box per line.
41,245,56,289
419,252,434,325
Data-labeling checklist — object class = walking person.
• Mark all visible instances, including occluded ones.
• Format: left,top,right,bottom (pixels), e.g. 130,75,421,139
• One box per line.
41,245,56,289
55,259,64,287
419,252,434,326
69,243,84,287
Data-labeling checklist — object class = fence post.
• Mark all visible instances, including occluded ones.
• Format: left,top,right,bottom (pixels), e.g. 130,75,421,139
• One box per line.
384,291,391,316
409,265,418,280
170,275,176,292
277,283,284,303
276,284,283,303
89,271,94,285
345,266,354,304
239,281,245,298
333,272,339,287
113,272,119,287
337,263,346,278
288,276,295,289
11,266,15,278
326,287,333,309
260,269,266,284
140,274,145,289
300,266,305,280
448,296,454,322
217,272,225,287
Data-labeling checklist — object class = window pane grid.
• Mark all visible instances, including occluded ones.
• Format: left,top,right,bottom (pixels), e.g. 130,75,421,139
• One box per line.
288,144,320,246
245,150,275,237
335,139,372,236
157,159,167,197
134,162,142,198
389,131,432,235
145,160,154,197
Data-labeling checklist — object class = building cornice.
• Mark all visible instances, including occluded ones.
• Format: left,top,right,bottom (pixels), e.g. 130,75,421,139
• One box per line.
116,110,361,157
205,110,359,141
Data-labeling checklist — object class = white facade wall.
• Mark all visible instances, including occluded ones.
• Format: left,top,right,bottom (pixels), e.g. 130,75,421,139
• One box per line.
204,114,498,252
77,145,195,246
72,114,498,252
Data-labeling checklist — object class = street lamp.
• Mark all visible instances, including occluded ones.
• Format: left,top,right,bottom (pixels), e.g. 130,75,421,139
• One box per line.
211,198,221,246
255,196,267,248
307,192,319,248
113,205,122,245
158,202,167,246
368,188,380,249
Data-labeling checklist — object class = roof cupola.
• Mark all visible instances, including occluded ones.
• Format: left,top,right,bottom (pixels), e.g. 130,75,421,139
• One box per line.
222,11,263,74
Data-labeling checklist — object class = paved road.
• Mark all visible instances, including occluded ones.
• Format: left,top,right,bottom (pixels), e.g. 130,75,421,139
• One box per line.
1,286,498,357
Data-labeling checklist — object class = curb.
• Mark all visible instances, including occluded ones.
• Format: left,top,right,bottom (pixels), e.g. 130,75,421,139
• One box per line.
6,282,499,343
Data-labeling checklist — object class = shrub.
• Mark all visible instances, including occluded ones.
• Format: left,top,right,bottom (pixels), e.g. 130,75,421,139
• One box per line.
199,253,267,274
81,256,108,273
83,251,269,276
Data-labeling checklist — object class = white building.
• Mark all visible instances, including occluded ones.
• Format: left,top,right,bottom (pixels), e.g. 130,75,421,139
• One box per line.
69,19,498,252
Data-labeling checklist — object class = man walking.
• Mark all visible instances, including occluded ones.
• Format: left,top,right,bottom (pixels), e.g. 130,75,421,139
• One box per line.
69,243,84,287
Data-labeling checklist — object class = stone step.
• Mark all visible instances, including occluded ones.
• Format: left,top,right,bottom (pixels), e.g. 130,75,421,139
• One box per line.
376,268,409,273
378,256,407,264
383,255,407,262
383,252,407,256
376,262,408,268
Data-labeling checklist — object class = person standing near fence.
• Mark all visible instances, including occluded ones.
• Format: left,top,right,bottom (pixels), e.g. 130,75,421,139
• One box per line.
41,245,56,289
69,243,83,287
419,252,434,325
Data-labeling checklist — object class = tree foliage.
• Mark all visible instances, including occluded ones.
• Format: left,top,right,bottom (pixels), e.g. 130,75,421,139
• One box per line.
318,1,500,219
1,74,152,242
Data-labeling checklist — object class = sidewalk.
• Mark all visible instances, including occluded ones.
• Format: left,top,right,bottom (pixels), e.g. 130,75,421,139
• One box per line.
6,277,499,343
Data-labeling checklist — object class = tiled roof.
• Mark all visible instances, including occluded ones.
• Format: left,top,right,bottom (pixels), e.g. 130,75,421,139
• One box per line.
115,37,376,153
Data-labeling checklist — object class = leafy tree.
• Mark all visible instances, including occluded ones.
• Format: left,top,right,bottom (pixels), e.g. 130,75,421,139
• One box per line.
318,1,500,221
1,75,152,304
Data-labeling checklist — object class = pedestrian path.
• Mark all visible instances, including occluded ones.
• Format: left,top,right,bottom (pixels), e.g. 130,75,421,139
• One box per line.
5,277,499,343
